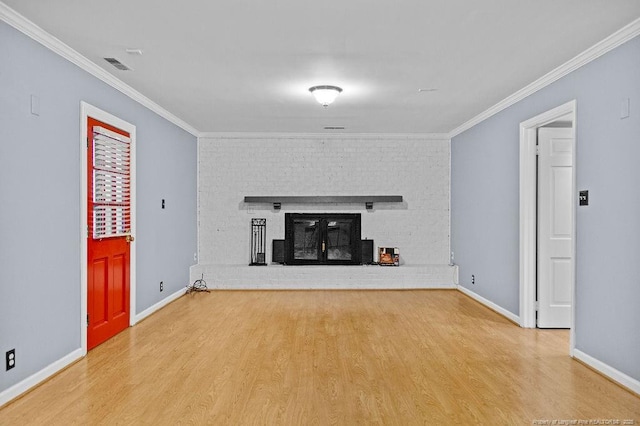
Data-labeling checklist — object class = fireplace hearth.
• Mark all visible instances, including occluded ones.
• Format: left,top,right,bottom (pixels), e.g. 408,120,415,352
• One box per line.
284,213,361,265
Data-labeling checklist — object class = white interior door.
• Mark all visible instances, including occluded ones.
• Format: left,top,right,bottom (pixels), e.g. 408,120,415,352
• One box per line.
537,127,574,328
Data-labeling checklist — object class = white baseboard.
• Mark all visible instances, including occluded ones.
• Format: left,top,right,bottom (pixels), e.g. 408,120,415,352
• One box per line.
0,289,186,408
457,285,520,324
0,348,83,408
573,349,640,396
134,287,186,324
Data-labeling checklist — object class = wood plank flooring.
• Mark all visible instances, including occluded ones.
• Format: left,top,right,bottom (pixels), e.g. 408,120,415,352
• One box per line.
1,290,639,425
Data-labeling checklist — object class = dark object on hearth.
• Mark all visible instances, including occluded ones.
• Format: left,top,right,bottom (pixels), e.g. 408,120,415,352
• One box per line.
361,240,375,264
379,247,399,266
187,273,210,293
272,239,285,263
250,218,267,265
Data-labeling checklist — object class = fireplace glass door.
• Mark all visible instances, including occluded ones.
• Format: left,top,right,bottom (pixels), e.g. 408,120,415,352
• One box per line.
285,213,361,265
292,218,321,261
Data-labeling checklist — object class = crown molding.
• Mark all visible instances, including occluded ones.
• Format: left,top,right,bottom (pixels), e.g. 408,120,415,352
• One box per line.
6,1,638,141
449,16,640,138
198,132,450,141
0,2,199,137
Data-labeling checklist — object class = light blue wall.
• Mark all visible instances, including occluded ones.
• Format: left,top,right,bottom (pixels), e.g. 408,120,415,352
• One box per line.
452,36,640,381
0,21,197,393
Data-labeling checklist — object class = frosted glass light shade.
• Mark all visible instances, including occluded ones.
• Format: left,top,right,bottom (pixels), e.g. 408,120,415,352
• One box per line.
309,85,342,107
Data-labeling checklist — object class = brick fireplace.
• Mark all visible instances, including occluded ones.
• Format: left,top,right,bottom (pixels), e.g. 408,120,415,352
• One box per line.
193,134,456,288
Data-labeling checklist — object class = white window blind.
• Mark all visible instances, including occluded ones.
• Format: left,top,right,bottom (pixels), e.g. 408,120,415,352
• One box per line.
92,126,131,239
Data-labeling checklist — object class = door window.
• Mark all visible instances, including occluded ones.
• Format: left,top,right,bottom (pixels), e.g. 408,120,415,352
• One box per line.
92,126,131,239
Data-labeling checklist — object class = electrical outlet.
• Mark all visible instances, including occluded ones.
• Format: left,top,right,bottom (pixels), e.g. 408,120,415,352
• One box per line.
471,274,475,285
160,281,164,292
6,349,15,371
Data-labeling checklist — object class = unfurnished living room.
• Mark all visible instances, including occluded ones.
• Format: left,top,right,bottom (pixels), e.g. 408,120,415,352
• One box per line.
1,1,640,424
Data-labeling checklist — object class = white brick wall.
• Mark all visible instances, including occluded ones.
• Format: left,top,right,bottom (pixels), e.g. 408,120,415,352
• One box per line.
190,264,457,289
198,134,451,271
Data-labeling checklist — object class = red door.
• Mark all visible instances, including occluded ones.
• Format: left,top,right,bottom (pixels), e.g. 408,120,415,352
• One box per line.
87,117,132,350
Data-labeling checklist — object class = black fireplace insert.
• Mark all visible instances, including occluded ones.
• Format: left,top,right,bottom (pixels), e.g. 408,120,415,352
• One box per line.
284,213,361,265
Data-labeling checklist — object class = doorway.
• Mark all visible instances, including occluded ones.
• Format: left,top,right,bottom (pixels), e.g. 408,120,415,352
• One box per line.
81,102,136,354
537,124,573,328
519,101,577,351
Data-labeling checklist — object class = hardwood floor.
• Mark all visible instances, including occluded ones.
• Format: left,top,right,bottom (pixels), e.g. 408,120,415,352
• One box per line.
1,290,638,425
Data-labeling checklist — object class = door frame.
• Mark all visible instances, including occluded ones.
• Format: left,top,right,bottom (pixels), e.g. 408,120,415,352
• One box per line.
80,101,137,355
519,100,576,352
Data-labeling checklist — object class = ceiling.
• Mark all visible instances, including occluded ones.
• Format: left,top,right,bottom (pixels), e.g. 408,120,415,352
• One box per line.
4,1,640,134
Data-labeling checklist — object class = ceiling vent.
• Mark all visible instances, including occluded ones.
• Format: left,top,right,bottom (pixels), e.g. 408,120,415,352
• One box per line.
323,126,345,130
103,57,131,71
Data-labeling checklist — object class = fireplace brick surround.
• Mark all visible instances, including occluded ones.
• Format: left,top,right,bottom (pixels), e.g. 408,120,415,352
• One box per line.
193,134,456,288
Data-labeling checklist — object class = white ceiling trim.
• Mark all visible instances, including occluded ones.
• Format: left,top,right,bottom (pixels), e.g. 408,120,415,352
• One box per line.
0,2,200,137
449,16,640,138
198,132,450,141
4,1,638,141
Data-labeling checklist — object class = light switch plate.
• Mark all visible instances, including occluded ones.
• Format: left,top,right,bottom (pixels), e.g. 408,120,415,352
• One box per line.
621,98,630,119
31,95,40,116
579,190,589,206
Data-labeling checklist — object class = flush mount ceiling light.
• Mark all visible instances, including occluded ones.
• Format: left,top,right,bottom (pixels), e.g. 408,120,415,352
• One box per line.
309,85,342,107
